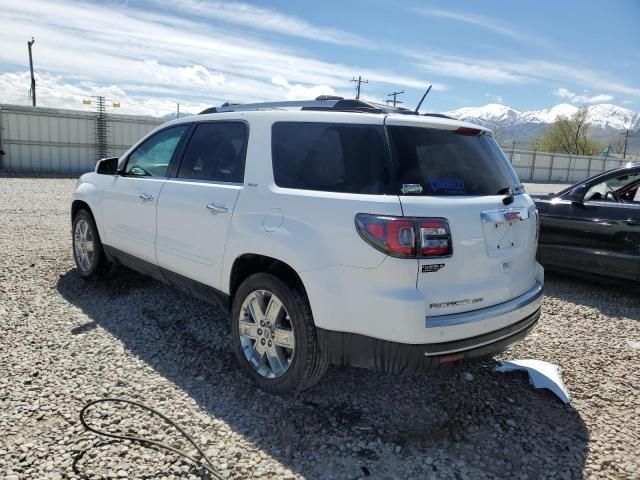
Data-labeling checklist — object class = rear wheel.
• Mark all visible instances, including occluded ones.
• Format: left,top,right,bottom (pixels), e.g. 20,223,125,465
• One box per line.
72,209,108,279
231,273,328,394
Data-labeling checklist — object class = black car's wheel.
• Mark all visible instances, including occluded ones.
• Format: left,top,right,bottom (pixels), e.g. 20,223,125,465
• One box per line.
72,209,108,279
231,273,328,395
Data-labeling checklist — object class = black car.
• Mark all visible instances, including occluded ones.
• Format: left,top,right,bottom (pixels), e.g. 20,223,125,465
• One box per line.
532,163,640,281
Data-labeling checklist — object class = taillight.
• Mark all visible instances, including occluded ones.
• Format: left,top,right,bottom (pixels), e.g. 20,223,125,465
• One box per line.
418,219,452,256
355,214,452,258
454,127,482,136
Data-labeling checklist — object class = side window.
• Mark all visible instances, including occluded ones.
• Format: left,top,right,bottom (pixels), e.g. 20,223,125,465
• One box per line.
271,122,393,194
177,122,248,183
125,126,188,177
584,171,640,202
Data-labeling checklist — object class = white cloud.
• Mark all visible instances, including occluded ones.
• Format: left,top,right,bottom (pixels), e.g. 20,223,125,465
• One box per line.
271,75,336,100
414,8,547,47
406,48,640,99
553,87,614,104
150,0,368,47
0,0,436,112
484,93,505,104
414,56,528,84
0,71,209,116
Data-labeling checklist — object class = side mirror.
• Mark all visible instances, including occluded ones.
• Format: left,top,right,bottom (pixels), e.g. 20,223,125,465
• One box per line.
566,184,587,204
96,157,119,175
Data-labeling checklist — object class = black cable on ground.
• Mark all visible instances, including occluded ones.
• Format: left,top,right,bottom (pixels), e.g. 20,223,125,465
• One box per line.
79,398,224,479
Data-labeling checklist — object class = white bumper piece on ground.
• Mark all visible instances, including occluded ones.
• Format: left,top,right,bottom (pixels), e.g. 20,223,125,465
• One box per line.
496,359,571,404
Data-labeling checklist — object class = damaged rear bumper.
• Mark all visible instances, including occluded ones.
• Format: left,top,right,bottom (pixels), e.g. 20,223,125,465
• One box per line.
317,308,540,375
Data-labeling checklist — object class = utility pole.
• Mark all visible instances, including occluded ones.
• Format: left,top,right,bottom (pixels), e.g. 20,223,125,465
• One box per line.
94,96,108,160
27,37,36,107
622,113,640,160
386,90,404,107
176,103,180,119
351,75,368,100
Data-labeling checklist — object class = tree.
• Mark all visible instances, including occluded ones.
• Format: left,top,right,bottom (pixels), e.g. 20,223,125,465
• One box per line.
535,107,604,155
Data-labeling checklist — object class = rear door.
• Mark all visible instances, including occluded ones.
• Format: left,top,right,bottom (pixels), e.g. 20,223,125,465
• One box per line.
385,117,539,317
102,125,189,265
155,121,248,288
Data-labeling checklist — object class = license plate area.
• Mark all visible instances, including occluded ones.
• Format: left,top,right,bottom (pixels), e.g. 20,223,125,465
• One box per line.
490,222,518,252
481,208,529,257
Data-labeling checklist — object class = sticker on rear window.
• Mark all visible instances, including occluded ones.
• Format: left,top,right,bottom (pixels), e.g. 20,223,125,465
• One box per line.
430,179,466,193
401,184,423,194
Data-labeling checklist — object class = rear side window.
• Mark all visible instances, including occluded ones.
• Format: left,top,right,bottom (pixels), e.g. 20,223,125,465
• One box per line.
387,126,519,196
177,122,248,183
271,122,393,194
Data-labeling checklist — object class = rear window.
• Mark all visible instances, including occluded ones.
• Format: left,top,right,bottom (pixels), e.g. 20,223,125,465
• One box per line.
387,126,520,196
271,122,394,194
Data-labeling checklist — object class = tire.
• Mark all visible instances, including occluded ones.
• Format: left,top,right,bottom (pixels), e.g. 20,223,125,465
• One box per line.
72,209,108,279
231,273,328,395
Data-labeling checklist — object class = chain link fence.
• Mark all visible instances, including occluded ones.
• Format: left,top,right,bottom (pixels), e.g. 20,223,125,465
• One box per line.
503,148,638,183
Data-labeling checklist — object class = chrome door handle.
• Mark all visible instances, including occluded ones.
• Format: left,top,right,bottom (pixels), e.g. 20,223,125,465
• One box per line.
206,202,228,214
139,193,155,201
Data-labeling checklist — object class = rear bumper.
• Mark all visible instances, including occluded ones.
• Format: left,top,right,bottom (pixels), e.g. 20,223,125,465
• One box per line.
317,307,540,374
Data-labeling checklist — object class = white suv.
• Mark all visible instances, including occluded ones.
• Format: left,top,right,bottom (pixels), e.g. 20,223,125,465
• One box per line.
71,97,543,394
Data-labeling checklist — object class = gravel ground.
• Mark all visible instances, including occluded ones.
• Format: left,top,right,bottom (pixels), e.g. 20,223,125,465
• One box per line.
1,178,639,480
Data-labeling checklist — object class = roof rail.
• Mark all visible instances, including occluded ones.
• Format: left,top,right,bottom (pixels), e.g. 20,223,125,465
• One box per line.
197,98,445,117
197,98,421,115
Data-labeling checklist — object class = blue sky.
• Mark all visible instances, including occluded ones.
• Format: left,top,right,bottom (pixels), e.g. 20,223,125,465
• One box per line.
0,0,638,116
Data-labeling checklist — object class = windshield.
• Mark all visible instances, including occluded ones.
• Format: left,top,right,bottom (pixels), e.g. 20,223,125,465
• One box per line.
387,126,520,196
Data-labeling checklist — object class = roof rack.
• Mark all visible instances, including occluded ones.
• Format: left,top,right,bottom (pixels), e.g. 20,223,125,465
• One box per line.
198,96,420,116
197,96,453,119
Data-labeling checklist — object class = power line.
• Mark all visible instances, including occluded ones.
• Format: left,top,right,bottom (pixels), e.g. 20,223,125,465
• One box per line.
386,90,404,107
351,75,368,100
27,37,36,107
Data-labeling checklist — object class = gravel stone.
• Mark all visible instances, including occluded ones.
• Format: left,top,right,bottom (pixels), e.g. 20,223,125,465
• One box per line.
0,178,639,479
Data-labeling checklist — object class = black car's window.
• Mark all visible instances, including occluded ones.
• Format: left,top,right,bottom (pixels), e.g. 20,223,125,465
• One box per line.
125,126,188,177
271,122,394,194
178,122,248,183
387,126,520,196
584,171,640,202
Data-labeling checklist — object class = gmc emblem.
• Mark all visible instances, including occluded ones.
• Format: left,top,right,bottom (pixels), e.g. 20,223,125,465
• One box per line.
504,211,521,222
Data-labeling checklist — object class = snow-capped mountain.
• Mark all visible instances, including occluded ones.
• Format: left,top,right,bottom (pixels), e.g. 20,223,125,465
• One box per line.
443,103,639,150
444,103,638,131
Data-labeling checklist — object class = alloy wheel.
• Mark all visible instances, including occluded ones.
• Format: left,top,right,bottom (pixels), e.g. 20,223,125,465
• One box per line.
74,219,95,272
238,289,295,378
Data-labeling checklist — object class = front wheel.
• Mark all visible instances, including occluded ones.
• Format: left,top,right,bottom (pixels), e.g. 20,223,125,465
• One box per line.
72,209,108,279
231,273,328,395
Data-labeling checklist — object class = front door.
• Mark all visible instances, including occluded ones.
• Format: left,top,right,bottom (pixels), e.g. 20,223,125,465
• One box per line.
156,121,248,289
540,169,640,279
102,125,189,265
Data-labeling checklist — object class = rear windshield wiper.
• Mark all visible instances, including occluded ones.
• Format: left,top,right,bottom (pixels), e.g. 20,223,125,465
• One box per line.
497,186,515,205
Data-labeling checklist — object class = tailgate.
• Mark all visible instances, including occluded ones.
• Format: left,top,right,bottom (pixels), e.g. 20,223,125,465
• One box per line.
400,194,539,317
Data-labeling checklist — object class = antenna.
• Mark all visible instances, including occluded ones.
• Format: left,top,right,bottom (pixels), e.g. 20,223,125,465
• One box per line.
414,84,432,113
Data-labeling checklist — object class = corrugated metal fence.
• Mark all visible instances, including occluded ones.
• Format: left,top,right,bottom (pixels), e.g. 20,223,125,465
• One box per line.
503,148,635,183
0,104,635,181
0,104,163,174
